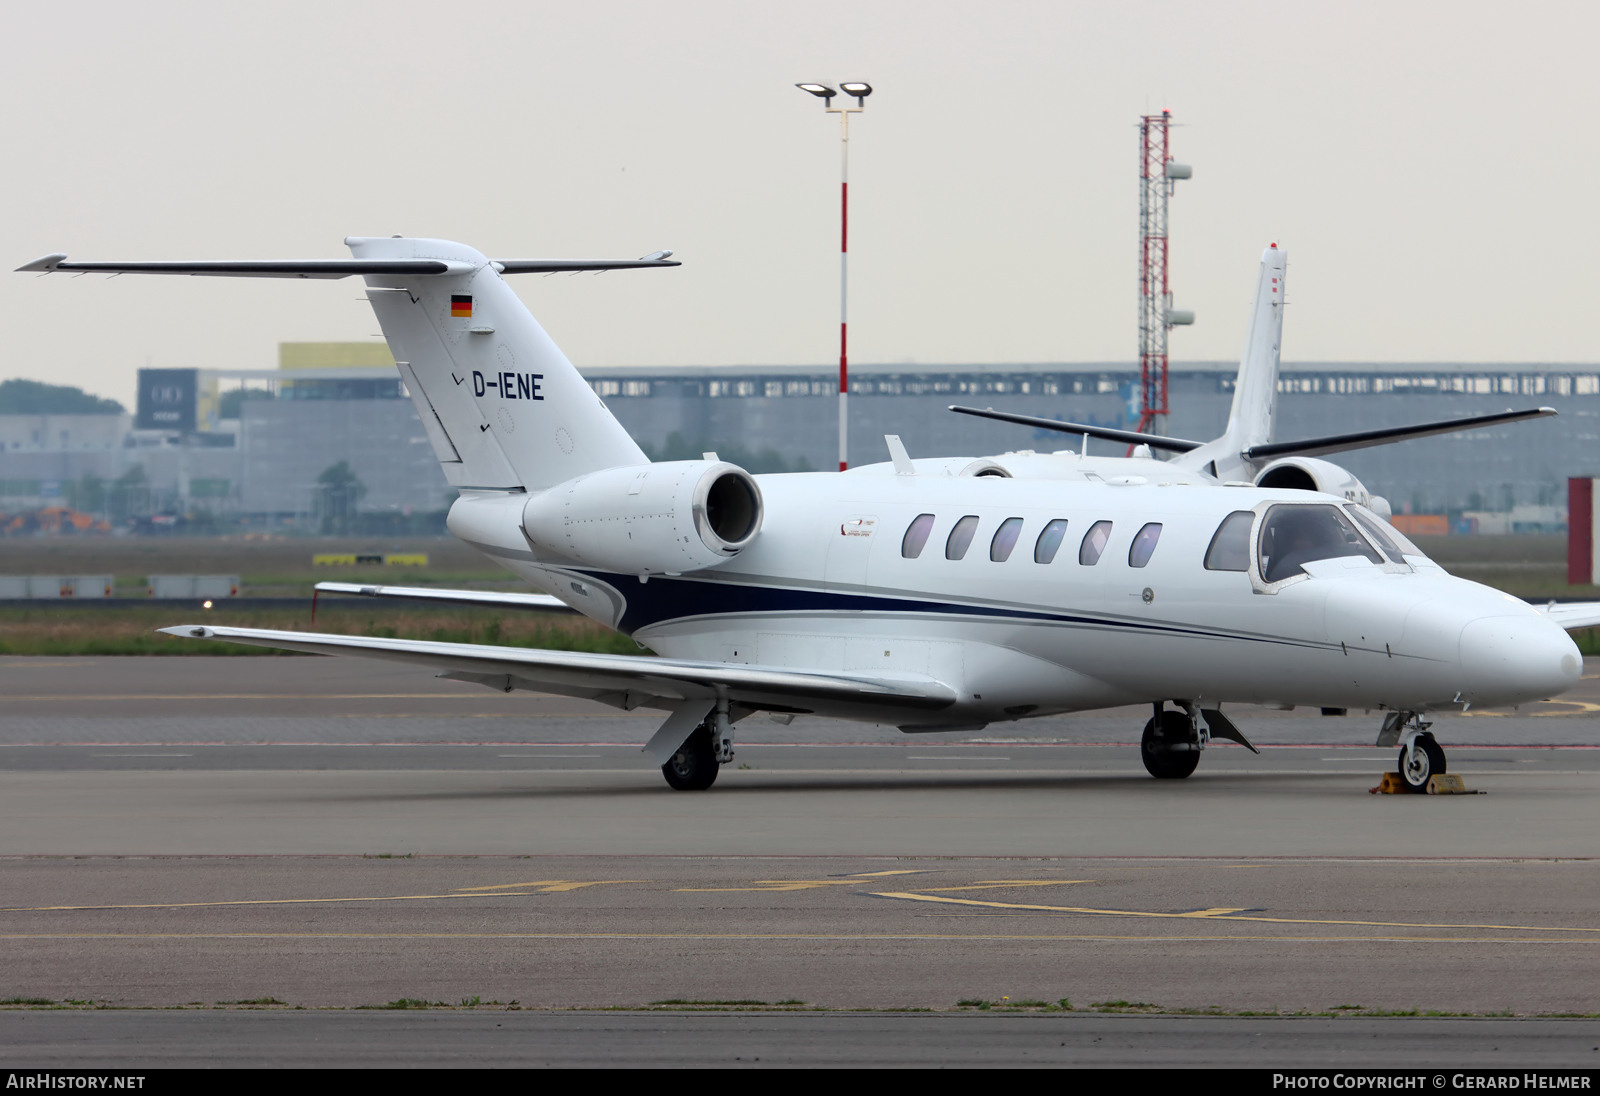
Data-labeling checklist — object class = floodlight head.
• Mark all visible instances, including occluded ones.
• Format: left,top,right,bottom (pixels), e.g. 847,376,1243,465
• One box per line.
796,83,836,101
840,81,873,106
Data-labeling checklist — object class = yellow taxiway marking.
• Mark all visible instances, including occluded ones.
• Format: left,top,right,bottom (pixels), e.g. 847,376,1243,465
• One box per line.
677,869,930,893
454,881,642,893
872,891,1600,934
1,881,641,913
681,870,934,889
905,881,1092,893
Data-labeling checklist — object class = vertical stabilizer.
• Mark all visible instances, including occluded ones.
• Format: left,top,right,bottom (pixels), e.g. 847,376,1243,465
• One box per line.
351,236,648,493
1174,245,1286,480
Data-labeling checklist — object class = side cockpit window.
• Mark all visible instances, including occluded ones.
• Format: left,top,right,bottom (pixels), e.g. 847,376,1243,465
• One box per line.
1204,511,1255,572
1259,504,1382,582
1347,506,1421,566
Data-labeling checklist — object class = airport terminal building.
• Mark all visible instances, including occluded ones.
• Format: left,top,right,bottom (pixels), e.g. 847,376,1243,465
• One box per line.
2,345,1596,527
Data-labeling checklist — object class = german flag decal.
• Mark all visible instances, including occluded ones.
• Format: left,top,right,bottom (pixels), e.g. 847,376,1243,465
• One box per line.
450,294,473,318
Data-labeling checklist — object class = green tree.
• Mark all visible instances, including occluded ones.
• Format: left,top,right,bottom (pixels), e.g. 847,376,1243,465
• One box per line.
65,473,108,517
0,379,124,415
314,461,367,534
218,387,272,418
108,465,149,523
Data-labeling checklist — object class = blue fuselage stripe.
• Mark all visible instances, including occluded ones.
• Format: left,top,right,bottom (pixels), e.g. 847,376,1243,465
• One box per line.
571,569,1328,651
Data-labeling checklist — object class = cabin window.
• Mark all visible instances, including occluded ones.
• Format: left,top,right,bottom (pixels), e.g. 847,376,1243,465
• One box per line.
946,515,980,560
1128,523,1162,567
902,513,936,559
1034,518,1069,563
1079,520,1113,565
1258,504,1382,582
1204,510,1255,572
990,517,1024,562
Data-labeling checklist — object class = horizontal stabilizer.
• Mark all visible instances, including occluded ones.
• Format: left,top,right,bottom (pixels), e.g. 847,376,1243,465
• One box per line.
17,254,678,278
948,405,1201,453
1245,408,1556,461
494,258,680,273
1533,601,1600,631
314,582,570,611
158,625,957,715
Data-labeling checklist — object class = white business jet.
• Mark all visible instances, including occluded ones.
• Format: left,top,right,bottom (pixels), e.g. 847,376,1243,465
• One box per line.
19,239,1597,793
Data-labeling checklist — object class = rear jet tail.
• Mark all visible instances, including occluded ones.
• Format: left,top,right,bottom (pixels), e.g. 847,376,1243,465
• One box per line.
350,236,650,494
1172,243,1287,481
17,237,678,495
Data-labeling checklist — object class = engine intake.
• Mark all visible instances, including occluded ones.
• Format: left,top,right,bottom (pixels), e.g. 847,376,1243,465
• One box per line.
521,460,763,575
1255,456,1391,519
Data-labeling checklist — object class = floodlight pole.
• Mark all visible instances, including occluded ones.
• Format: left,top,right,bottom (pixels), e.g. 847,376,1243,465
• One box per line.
829,103,860,471
798,83,869,471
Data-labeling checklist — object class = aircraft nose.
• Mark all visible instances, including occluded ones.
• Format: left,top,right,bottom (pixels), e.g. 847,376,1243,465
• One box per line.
1458,616,1582,705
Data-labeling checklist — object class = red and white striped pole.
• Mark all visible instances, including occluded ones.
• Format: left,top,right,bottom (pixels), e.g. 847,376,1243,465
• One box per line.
838,109,850,472
798,82,871,472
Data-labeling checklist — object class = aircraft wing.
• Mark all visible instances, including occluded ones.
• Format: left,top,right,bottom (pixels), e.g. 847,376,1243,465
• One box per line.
1533,602,1600,631
1245,408,1556,460
314,582,570,611
947,406,1202,453
157,625,958,716
16,254,679,278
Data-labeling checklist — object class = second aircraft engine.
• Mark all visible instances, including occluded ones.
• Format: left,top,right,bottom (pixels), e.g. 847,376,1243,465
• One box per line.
1254,457,1391,519
521,459,763,575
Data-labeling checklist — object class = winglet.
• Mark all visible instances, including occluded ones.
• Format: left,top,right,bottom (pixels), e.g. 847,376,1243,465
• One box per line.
16,253,67,273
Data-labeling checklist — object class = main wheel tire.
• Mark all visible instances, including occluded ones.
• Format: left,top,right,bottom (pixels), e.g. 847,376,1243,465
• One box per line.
1141,710,1200,780
662,727,719,791
1397,733,1445,794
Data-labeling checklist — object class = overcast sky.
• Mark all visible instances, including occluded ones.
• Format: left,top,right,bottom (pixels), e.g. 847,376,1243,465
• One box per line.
4,0,1596,407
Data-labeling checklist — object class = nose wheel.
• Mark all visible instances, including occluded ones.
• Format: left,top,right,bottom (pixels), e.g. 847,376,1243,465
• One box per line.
1397,732,1446,794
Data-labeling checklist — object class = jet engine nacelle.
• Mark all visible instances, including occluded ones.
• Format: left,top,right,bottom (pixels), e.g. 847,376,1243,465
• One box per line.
521,460,763,575
1254,457,1391,519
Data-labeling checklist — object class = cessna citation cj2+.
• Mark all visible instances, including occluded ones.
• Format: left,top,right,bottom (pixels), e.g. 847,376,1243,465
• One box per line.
20,238,1599,793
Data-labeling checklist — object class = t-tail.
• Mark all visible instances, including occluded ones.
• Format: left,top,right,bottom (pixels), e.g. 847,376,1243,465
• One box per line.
1170,243,1286,481
354,236,650,493
18,237,675,495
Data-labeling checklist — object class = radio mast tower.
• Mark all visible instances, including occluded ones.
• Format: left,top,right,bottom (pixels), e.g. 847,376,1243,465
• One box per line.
1136,110,1192,436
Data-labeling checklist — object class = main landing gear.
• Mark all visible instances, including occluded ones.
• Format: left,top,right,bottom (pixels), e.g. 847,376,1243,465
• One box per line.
1140,707,1200,780
661,709,736,791
1378,711,1446,794
1139,702,1259,780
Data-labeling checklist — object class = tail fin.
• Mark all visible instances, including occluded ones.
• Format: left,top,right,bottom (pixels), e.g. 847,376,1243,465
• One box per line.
351,237,647,493
1174,244,1286,480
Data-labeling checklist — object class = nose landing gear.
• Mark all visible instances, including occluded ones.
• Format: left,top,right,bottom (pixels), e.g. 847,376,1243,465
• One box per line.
1378,711,1446,794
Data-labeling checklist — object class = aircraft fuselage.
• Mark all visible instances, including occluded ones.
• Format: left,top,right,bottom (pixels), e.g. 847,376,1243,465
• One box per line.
450,472,1580,731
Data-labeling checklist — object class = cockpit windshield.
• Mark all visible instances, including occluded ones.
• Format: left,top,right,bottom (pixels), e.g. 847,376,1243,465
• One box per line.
1347,505,1430,563
1258,504,1383,582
